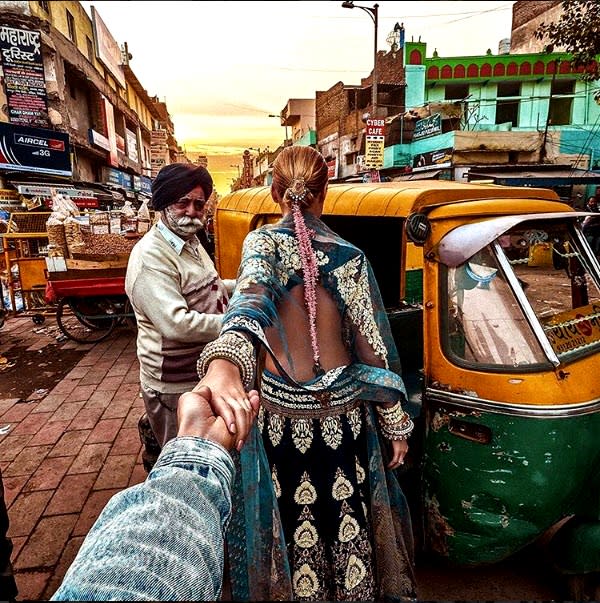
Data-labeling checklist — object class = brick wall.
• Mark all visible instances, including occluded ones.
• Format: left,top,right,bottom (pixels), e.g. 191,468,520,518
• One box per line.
315,50,405,143
511,0,564,53
316,83,348,139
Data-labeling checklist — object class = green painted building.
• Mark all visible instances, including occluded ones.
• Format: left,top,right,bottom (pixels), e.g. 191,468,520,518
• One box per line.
386,39,600,199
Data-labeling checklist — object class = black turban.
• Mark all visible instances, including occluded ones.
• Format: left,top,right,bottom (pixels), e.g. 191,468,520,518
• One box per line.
151,163,213,211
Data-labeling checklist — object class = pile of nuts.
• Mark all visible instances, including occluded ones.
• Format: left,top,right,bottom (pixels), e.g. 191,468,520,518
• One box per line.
81,232,139,255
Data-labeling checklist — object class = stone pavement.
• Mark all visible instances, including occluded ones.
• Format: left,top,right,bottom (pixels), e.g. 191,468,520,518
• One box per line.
0,314,145,601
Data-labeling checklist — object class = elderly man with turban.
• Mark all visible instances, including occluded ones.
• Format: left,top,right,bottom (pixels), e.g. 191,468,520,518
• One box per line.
126,163,235,466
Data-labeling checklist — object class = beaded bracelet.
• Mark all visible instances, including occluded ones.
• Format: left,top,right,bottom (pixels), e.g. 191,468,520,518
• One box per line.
197,331,256,390
375,401,414,440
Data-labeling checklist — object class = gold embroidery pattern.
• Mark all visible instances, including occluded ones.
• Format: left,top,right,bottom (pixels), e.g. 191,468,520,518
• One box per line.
291,418,313,453
272,466,282,498
245,230,276,256
347,406,362,439
338,514,360,543
345,554,368,590
332,522,375,599
294,474,317,505
293,563,320,598
321,415,343,449
261,371,361,419
332,257,388,366
355,456,365,485
238,256,273,288
332,468,354,501
268,412,284,447
295,520,319,549
260,374,379,600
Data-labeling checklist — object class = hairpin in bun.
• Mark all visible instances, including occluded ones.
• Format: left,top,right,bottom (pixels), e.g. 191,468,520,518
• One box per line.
286,178,307,205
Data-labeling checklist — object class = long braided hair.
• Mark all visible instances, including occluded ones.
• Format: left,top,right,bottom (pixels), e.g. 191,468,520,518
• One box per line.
271,146,329,375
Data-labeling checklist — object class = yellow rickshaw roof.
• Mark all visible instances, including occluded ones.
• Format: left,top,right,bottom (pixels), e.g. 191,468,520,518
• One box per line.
217,181,566,218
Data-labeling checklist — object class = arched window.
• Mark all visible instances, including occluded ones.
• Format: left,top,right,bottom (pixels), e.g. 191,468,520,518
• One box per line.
409,49,423,64
559,61,572,74
493,63,506,77
519,62,531,75
454,64,466,78
428,66,439,79
533,60,545,75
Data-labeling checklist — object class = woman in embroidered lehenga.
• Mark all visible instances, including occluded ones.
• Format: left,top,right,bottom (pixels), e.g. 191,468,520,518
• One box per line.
193,145,417,601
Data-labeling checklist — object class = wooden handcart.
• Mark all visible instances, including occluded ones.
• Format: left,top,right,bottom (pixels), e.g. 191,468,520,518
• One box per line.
45,257,136,343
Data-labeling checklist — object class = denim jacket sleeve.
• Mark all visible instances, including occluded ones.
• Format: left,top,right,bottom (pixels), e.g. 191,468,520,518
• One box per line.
51,436,235,602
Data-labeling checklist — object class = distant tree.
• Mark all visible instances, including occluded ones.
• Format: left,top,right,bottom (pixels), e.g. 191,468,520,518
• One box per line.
534,0,600,83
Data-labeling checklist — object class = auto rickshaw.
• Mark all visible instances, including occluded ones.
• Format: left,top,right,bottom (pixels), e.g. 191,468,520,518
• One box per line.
214,180,600,599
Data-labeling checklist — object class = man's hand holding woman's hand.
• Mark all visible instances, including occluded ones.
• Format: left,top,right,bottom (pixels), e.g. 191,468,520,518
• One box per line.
177,383,260,452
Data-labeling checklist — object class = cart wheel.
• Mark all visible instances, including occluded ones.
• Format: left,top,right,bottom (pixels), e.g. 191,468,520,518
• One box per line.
32,314,45,325
123,298,137,332
56,297,117,343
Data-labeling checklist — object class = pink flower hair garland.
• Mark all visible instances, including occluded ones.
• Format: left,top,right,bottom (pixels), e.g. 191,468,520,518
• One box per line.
291,200,322,375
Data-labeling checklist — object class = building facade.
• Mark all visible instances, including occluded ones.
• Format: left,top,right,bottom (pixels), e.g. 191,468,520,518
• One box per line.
0,0,187,210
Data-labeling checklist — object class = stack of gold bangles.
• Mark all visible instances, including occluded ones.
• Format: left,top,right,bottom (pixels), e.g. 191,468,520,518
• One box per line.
197,331,255,390
375,401,414,440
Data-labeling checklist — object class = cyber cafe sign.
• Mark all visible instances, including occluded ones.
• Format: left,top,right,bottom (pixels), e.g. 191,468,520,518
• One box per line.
413,113,442,140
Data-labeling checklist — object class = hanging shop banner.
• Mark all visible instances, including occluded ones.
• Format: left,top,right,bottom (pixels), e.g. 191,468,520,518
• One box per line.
364,136,384,169
412,147,453,172
413,113,442,141
91,6,126,89
0,122,71,176
0,25,49,127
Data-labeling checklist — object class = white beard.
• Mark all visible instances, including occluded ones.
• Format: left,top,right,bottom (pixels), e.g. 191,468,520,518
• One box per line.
164,206,204,237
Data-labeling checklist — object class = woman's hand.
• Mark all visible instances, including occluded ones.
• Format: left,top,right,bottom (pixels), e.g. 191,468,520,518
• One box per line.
387,438,409,470
194,358,259,450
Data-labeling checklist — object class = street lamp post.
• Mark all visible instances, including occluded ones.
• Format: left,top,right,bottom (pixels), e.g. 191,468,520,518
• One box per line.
342,1,379,117
268,113,289,145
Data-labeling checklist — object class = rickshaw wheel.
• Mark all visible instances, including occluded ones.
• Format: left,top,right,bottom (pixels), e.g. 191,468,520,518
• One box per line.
56,297,117,343
567,573,600,601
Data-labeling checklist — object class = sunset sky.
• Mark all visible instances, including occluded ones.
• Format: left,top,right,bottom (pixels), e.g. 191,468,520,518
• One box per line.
80,1,516,195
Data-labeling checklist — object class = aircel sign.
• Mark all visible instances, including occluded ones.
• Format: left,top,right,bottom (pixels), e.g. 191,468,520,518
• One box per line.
0,122,71,176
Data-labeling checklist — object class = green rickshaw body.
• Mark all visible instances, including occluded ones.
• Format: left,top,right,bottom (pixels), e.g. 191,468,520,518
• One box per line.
423,400,600,565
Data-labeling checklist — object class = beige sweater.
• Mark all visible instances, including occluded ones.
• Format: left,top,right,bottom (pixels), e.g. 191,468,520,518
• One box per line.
125,225,235,393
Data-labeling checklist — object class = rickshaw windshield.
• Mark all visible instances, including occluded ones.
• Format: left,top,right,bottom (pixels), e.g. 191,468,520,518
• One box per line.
442,218,600,369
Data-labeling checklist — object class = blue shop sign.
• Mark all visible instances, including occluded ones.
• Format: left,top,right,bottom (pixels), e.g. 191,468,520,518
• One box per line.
102,166,132,189
132,174,152,195
0,122,71,176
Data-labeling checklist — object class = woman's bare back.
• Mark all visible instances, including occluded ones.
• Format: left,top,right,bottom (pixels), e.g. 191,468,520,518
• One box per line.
265,283,351,381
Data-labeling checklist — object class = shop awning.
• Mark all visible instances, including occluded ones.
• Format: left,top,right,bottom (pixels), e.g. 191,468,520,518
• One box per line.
468,167,600,186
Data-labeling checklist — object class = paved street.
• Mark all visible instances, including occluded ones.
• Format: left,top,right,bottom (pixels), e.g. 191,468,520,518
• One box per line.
1,314,145,601
0,313,564,601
